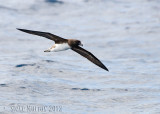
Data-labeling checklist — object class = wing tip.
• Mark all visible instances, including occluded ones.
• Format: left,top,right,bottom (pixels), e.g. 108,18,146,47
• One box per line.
104,67,109,72
17,28,25,32
17,28,34,34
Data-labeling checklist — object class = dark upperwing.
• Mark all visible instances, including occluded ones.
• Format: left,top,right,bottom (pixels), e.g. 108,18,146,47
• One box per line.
17,28,67,44
71,46,109,71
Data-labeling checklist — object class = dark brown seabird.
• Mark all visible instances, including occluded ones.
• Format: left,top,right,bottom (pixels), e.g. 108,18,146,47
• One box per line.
17,28,109,71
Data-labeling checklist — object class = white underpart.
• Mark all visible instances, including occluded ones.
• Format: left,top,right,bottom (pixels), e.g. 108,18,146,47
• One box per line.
50,43,71,52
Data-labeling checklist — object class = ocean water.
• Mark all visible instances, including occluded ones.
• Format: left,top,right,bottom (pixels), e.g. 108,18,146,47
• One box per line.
0,0,160,114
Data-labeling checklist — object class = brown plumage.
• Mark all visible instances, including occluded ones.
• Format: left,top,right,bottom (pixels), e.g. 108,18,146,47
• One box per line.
68,39,82,47
71,46,109,71
17,28,109,71
17,28,67,44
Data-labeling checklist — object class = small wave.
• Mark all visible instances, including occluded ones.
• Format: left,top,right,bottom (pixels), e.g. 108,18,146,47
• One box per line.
43,60,55,63
19,86,26,89
0,5,17,11
71,88,101,91
0,84,8,87
15,63,36,68
45,0,63,4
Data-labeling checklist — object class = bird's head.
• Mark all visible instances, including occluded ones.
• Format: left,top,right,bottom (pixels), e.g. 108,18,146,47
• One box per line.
77,40,83,47
68,39,83,47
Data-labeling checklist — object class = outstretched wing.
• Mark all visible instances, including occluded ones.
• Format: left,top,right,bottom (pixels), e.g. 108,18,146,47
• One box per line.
17,28,67,43
71,46,109,71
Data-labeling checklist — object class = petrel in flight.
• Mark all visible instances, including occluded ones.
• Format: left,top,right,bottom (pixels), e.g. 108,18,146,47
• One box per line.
17,28,109,71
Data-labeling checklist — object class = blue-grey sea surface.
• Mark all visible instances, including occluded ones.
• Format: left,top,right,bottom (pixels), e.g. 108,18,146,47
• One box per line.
0,0,160,114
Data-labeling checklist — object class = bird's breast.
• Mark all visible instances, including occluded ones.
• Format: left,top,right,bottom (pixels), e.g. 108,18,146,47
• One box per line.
53,43,71,52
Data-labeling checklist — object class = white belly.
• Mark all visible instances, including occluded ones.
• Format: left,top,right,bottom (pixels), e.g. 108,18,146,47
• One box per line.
52,43,70,52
